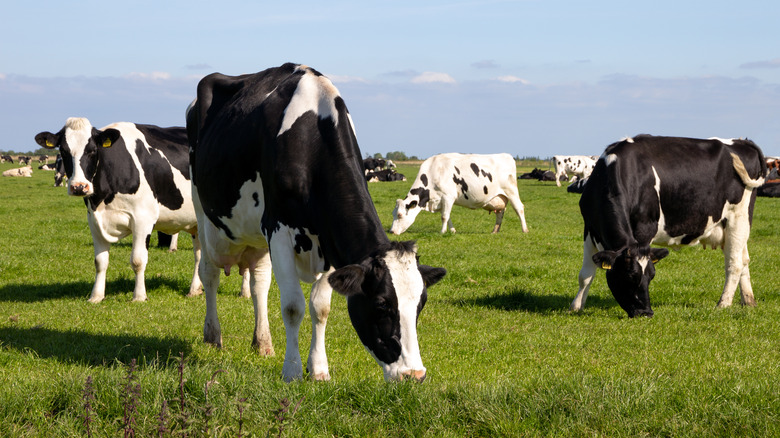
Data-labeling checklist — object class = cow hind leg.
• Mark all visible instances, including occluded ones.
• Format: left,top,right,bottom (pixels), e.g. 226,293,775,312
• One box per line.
491,209,505,233
250,249,274,355
738,245,756,306
717,222,752,308
506,192,529,233
307,272,334,381
571,238,598,312
201,259,223,347
187,233,203,297
271,242,307,382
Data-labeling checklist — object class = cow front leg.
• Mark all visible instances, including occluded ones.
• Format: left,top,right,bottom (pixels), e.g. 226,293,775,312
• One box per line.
251,248,274,355
571,238,598,311
491,209,505,233
88,237,111,303
201,258,223,347
129,232,151,301
440,198,456,233
271,242,306,382
307,272,334,381
187,233,203,297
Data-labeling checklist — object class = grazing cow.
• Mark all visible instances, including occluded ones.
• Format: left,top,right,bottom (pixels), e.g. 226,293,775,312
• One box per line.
186,63,446,382
17,156,32,165
571,135,765,317
553,155,597,187
390,153,529,234
0,154,13,163
2,166,33,177
366,168,406,182
38,155,49,163
35,117,204,302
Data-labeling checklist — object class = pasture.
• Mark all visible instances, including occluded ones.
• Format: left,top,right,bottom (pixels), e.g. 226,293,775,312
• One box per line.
1,161,779,437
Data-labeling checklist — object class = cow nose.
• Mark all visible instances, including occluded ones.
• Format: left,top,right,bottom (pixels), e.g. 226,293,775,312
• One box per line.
400,369,427,382
71,182,89,195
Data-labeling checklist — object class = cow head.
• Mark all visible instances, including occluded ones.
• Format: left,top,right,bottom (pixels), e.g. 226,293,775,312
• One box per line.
593,245,669,317
390,187,430,234
328,241,446,381
35,117,121,197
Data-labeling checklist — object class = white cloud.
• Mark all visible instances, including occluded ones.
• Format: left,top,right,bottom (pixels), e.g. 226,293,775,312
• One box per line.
410,72,456,84
496,75,530,85
125,71,172,81
472,60,499,69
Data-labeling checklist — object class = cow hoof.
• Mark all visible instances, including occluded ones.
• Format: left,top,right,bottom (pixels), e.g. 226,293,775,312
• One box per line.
87,296,104,304
131,296,147,302
311,372,331,381
252,343,275,356
186,289,203,297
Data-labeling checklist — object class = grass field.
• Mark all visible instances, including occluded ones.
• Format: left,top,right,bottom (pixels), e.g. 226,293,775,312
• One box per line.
1,161,779,437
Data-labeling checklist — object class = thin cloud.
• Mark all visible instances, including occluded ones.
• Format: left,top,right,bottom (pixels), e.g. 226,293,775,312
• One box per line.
496,75,530,85
410,72,456,84
125,71,172,81
472,60,499,69
739,58,780,69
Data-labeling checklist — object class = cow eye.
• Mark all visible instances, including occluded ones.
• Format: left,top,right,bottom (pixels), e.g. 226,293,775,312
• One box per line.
407,200,417,209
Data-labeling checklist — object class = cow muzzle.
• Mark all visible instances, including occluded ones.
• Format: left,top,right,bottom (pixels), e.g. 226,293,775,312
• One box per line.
69,182,91,197
399,369,427,382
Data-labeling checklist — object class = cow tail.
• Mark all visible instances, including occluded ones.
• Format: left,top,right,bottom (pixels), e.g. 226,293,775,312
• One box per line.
730,152,764,189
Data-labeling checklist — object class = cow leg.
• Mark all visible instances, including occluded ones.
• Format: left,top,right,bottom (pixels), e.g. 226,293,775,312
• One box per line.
250,248,274,355
201,258,223,347
129,231,151,302
239,269,251,298
440,197,456,233
571,237,598,311
270,241,306,382
88,237,111,303
492,209,505,233
187,233,203,296
307,272,334,381
168,232,179,252
717,220,751,308
738,245,756,306
506,192,529,233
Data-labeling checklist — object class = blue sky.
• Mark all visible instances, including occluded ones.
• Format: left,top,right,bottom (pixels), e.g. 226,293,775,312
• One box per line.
1,0,778,157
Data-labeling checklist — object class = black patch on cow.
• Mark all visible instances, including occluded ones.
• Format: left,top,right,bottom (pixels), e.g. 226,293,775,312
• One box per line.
87,134,141,210
453,174,469,199
145,233,151,249
481,170,493,182
294,231,313,254
454,166,460,174
420,174,428,187
134,139,185,210
253,192,259,207
410,187,430,208
470,163,480,176
483,185,488,195
135,125,190,178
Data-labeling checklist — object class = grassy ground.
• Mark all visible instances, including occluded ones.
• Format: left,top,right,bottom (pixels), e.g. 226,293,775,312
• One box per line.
1,161,779,437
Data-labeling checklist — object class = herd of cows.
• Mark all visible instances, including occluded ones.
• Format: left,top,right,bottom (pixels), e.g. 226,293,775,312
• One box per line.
2,63,775,381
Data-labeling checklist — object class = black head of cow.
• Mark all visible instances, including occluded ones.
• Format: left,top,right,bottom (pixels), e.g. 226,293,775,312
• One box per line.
327,241,446,381
35,118,122,197
593,245,669,317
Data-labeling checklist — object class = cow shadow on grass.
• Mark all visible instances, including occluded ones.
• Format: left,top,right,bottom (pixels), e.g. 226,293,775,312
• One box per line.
456,288,618,314
0,325,192,369
0,277,188,303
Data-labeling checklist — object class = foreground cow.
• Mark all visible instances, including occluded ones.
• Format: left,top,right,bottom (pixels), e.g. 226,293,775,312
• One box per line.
571,135,765,317
390,153,529,234
2,166,32,177
553,155,597,187
35,117,203,302
186,63,446,382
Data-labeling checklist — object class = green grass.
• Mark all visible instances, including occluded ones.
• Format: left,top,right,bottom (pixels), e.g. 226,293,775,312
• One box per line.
1,161,779,437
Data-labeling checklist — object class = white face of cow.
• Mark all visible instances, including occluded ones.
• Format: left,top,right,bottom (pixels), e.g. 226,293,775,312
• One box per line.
390,197,423,235
328,243,446,381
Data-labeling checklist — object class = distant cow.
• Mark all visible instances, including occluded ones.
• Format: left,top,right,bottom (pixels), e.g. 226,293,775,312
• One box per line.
187,63,446,381
758,182,780,197
553,155,597,187
17,156,32,165
363,157,386,174
571,135,765,317
38,155,48,163
0,155,13,163
2,166,32,177
391,153,529,234
38,162,57,170
366,168,406,182
35,117,204,303
519,168,556,181
53,153,67,187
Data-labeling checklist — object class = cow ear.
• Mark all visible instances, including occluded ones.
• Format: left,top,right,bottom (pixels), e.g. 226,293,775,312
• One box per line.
650,248,669,264
35,132,58,149
328,264,366,297
96,128,121,148
419,265,446,288
593,250,618,270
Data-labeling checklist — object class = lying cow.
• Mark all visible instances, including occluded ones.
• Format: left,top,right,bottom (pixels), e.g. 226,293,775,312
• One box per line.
571,135,765,317
553,155,597,187
363,157,386,174
2,166,32,177
35,117,205,302
366,168,406,182
187,63,446,382
391,153,529,234
519,167,557,181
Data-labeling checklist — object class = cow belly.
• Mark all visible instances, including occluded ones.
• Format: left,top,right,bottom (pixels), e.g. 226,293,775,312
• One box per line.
155,204,197,235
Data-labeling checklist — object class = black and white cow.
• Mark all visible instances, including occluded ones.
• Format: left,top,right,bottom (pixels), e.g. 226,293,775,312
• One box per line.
0,154,13,163
52,153,67,187
571,135,765,317
186,63,446,382
390,153,529,234
366,168,406,182
35,117,204,302
553,155,597,187
363,157,386,174
17,155,32,165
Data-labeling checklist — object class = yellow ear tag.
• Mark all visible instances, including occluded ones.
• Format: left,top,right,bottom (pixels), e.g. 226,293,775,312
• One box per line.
45,140,54,147
601,262,612,270
102,138,112,148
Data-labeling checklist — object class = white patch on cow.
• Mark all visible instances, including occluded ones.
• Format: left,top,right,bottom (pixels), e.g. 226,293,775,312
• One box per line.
709,137,734,145
637,256,650,274
214,172,268,249
380,248,426,378
64,117,95,194
621,136,634,143
278,70,339,137
604,153,617,166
